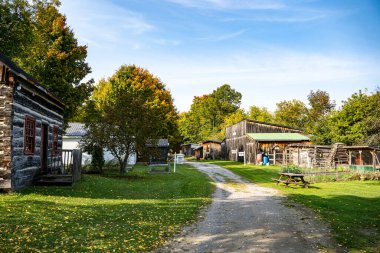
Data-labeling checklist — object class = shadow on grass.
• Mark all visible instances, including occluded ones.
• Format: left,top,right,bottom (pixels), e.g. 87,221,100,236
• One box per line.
18,165,213,201
287,193,380,252
0,197,207,252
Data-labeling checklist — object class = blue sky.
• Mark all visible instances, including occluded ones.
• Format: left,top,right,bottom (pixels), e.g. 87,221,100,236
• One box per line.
59,0,380,112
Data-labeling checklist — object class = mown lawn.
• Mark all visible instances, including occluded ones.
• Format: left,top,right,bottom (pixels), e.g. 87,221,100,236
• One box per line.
0,164,213,252
203,160,380,252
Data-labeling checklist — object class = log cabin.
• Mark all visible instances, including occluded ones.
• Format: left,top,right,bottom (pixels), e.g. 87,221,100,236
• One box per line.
225,119,310,164
0,53,65,191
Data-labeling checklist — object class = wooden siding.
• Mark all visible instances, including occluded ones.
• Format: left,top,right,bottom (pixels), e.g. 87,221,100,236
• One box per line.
284,143,349,168
0,66,13,191
11,81,64,190
202,141,222,159
225,120,305,164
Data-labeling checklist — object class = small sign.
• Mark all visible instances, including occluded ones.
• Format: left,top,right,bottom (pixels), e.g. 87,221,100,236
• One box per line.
238,152,245,157
176,154,185,164
231,149,237,154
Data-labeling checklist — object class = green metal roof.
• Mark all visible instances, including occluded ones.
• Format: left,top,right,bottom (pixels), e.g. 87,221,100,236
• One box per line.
247,133,310,142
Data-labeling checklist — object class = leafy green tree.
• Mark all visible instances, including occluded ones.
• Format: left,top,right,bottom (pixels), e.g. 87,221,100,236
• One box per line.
305,90,335,134
82,65,178,173
178,84,242,142
0,0,93,122
274,99,308,129
248,105,274,122
362,89,380,146
0,0,32,60
327,90,377,145
218,109,247,139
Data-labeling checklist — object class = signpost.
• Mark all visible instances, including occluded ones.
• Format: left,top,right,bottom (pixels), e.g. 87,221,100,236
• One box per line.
238,151,246,165
173,153,185,173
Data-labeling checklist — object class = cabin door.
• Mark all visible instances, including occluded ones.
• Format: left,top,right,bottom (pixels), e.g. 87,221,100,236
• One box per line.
40,124,49,173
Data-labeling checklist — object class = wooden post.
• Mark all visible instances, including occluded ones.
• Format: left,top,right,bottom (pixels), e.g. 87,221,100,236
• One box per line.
372,151,376,172
72,149,82,183
297,147,300,166
273,149,276,165
348,151,352,166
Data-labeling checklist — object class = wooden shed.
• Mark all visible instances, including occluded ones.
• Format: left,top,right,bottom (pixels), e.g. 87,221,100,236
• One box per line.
146,139,170,164
283,143,349,168
180,143,201,157
225,119,310,164
0,53,65,191
202,140,222,160
344,146,380,172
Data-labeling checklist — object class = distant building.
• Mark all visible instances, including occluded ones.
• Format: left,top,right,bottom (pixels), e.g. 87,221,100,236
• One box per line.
181,143,201,157
225,120,310,164
62,122,136,165
201,140,222,160
146,139,169,164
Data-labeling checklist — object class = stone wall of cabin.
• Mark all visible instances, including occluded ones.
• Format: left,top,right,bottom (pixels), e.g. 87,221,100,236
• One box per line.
11,80,64,190
0,71,13,191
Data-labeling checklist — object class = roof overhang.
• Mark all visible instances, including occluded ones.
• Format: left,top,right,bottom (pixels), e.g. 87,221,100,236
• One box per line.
247,133,310,142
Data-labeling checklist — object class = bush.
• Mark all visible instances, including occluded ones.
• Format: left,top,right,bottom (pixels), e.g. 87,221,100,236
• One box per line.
281,164,302,174
90,145,105,172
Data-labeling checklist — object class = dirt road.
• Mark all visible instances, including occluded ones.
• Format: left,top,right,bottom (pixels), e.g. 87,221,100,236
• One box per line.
158,162,344,253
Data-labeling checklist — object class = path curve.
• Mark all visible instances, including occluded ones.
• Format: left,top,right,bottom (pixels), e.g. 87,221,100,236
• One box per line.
157,162,345,253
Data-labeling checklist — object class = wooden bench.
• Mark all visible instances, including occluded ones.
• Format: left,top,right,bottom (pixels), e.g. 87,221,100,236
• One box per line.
148,162,170,173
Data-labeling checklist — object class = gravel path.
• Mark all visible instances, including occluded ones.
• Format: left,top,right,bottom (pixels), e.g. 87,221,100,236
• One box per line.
157,162,345,253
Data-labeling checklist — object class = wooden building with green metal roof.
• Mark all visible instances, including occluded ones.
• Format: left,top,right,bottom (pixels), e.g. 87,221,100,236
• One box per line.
225,119,310,164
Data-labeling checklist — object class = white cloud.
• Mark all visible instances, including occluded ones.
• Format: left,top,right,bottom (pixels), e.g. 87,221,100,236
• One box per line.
167,0,285,10
143,50,380,112
197,29,247,41
60,0,154,47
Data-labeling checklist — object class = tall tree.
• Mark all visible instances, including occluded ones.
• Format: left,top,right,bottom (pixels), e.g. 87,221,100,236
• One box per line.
362,89,380,146
82,65,178,173
0,0,32,60
306,90,335,133
248,105,274,122
0,0,93,122
274,99,308,129
178,84,242,142
218,109,247,140
327,90,377,145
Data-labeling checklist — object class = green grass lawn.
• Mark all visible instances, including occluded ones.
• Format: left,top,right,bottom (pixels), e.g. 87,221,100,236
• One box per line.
203,160,380,252
0,164,213,252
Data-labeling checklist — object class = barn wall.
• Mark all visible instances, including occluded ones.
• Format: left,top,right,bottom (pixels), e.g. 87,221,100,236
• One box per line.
225,120,307,164
11,80,64,190
0,67,13,190
202,142,222,159
246,120,303,134
283,144,346,168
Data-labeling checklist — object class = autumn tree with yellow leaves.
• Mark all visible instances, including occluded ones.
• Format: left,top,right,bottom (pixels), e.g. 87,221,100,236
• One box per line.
82,65,178,173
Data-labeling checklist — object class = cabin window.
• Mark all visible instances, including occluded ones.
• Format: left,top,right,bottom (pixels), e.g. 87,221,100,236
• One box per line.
24,116,36,154
53,126,59,155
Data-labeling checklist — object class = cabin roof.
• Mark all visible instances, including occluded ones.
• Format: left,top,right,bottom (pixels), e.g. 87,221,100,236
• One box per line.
342,145,380,151
202,140,222,144
0,53,65,108
247,133,310,142
64,122,86,137
181,143,201,149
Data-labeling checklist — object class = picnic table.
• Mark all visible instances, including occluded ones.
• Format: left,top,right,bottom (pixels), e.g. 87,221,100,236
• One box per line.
273,172,310,188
